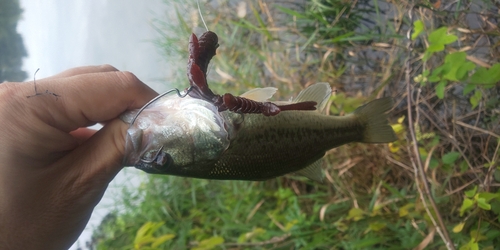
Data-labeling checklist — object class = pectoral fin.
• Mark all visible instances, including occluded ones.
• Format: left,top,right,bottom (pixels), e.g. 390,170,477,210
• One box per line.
294,159,324,182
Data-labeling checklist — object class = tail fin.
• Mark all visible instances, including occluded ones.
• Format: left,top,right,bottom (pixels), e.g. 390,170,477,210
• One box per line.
354,97,397,143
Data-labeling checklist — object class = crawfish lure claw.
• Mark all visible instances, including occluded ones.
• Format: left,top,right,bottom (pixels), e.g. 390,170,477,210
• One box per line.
186,31,317,116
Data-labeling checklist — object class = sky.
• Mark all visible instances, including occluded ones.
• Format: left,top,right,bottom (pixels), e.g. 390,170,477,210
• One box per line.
17,0,181,248
18,0,175,92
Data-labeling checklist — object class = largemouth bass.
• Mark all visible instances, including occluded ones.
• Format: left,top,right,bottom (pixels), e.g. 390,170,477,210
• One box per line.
122,83,397,181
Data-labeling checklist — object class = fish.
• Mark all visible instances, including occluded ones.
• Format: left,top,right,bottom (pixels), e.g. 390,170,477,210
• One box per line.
121,82,397,182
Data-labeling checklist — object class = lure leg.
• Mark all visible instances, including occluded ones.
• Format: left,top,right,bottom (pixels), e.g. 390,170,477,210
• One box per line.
275,102,318,112
221,93,317,116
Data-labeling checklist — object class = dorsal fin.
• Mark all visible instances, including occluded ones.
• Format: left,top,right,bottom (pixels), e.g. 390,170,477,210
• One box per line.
293,82,332,112
240,87,278,102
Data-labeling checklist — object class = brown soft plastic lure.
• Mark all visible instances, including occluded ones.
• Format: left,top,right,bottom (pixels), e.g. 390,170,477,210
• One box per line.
186,31,317,116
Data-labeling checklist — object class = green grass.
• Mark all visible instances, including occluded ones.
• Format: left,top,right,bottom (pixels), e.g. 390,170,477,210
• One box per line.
91,0,500,249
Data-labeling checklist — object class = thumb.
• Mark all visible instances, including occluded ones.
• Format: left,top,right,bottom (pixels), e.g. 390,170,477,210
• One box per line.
58,118,130,184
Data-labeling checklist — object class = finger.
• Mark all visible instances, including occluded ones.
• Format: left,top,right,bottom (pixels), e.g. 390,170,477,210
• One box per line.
44,65,119,79
70,128,98,144
41,119,131,250
21,70,158,132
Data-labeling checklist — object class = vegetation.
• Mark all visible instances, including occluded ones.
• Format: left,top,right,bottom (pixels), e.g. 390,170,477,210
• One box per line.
91,0,499,249
0,0,28,82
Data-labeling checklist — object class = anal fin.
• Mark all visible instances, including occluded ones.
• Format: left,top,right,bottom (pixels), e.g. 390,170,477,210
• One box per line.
294,159,324,183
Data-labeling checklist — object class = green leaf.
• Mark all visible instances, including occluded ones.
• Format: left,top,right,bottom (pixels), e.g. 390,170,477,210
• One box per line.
284,219,298,232
463,84,476,95
135,222,153,238
436,80,446,99
465,186,477,198
423,51,433,61
477,197,492,210
460,239,479,250
151,234,176,248
460,161,469,173
478,192,500,202
134,222,165,248
491,200,500,215
330,32,356,42
399,203,415,217
134,236,155,249
237,227,265,243
249,4,272,39
470,90,482,109
441,34,458,44
347,208,364,221
430,136,440,147
428,27,457,47
469,63,500,85
453,222,465,233
427,43,445,53
352,237,385,248
470,230,488,241
428,27,446,44
193,236,225,250
429,64,446,83
460,198,474,216
457,61,476,80
442,151,460,165
428,75,441,83
433,52,475,82
412,20,424,40
276,6,308,19
429,157,439,169
368,222,386,232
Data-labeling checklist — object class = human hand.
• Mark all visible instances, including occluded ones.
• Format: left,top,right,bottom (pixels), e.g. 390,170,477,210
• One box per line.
0,65,157,249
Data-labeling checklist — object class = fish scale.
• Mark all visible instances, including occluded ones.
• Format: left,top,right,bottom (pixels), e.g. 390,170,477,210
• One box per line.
208,112,365,180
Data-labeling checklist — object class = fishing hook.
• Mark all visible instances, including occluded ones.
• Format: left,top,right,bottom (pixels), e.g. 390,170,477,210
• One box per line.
139,145,165,164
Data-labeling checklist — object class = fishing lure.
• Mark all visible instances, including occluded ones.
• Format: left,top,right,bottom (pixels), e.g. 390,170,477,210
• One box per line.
186,31,318,116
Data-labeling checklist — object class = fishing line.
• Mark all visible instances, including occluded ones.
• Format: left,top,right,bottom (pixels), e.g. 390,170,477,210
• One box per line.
196,0,216,77
197,0,209,32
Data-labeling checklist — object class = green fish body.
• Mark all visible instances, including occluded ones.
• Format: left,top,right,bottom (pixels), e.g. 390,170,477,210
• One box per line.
122,83,397,181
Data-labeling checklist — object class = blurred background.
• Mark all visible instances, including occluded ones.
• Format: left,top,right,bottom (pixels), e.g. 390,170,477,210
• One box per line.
3,0,500,249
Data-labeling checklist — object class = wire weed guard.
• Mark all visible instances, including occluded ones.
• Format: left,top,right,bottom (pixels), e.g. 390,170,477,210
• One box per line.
121,88,191,168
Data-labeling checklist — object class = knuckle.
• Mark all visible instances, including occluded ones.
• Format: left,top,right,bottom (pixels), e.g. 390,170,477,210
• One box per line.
115,71,141,88
99,64,118,72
